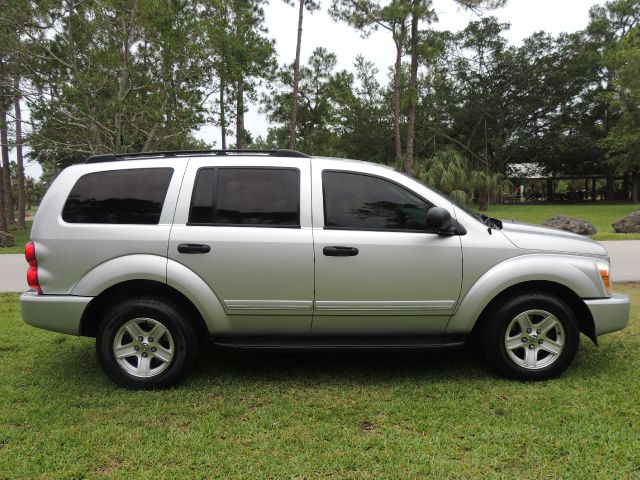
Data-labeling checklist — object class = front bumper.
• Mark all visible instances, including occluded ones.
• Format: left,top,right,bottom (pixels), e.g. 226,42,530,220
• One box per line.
20,291,92,336
584,293,630,336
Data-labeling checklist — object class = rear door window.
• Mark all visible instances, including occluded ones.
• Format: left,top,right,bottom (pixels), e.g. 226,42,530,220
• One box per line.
189,168,300,227
62,168,174,224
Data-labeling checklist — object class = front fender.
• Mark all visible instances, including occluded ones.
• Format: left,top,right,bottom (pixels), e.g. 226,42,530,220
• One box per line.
445,254,605,334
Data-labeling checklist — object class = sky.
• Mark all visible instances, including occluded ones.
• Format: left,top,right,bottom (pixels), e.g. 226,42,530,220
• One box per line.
21,0,605,179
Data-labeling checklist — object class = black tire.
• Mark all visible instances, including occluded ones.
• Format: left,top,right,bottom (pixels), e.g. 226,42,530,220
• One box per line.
96,296,198,389
481,291,580,380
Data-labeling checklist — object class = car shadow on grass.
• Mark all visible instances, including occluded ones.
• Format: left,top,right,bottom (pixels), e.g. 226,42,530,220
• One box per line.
33,335,617,390
185,337,614,386
191,344,490,384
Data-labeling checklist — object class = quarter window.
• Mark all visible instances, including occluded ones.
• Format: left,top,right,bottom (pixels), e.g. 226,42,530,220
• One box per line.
189,168,300,226
323,171,432,231
62,168,173,224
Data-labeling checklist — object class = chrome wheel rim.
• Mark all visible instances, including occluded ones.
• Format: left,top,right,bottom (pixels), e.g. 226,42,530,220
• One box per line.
113,317,175,378
504,309,565,370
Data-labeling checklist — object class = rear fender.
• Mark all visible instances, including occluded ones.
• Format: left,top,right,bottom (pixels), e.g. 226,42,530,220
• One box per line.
71,254,167,296
166,259,231,334
71,254,229,334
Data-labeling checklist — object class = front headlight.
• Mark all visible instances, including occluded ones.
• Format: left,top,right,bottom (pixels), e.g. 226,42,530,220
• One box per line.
596,260,613,296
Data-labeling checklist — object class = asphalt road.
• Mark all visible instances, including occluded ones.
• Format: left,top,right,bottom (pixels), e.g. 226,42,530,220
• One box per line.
1,241,638,292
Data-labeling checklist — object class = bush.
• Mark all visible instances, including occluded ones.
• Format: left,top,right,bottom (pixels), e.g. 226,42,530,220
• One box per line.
412,149,512,210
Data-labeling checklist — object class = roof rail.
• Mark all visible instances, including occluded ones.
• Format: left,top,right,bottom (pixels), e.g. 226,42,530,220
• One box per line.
85,149,310,164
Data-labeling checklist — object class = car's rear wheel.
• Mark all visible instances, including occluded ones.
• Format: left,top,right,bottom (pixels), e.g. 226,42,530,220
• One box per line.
96,296,198,389
481,292,580,380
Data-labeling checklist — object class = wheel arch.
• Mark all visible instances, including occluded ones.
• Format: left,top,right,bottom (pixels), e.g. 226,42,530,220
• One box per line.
79,279,209,339
469,280,597,345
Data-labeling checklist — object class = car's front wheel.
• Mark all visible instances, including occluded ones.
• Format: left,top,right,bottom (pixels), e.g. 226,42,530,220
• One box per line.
96,296,198,389
481,292,580,380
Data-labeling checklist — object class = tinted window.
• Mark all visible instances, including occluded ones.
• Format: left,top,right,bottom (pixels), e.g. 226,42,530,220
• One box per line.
62,168,173,224
189,168,300,226
323,171,432,231
189,168,216,224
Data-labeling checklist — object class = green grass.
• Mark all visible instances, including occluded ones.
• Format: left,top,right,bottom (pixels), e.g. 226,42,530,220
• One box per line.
485,203,640,240
0,221,33,254
1,286,639,478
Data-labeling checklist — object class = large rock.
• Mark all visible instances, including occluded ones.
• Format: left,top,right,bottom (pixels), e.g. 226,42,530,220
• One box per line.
0,231,15,248
612,211,640,233
543,215,596,235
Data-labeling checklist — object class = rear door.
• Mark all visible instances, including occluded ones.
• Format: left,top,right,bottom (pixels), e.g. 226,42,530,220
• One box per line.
168,156,314,334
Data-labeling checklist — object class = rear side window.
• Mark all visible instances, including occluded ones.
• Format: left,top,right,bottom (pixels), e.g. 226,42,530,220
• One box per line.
323,170,432,231
62,168,174,224
189,168,300,227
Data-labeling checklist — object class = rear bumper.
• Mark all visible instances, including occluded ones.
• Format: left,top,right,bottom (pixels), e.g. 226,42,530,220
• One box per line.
585,293,630,336
20,291,92,336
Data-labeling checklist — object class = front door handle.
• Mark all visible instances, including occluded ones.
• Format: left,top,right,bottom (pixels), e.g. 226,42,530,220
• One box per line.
323,246,359,257
178,243,211,254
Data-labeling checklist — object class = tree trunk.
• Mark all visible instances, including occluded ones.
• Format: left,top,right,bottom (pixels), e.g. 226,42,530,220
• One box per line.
14,75,25,229
393,25,406,165
0,107,14,227
632,173,640,203
289,0,305,150
236,80,245,149
606,168,614,200
115,19,128,152
477,194,488,211
141,123,159,152
220,77,227,149
0,142,5,232
404,2,419,174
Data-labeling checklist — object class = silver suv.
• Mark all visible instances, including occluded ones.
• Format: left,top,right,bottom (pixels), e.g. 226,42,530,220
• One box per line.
20,149,630,388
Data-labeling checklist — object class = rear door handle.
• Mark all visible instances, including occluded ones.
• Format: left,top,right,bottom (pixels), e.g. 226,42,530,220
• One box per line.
178,243,211,254
323,246,359,257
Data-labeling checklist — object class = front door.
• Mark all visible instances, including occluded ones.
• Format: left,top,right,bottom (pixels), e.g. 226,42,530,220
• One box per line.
169,157,314,334
311,168,463,335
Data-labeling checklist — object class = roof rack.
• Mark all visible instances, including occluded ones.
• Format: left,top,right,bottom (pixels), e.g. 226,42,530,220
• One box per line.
85,149,310,164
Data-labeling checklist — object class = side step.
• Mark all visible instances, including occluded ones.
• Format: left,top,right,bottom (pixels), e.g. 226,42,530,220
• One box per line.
212,335,467,350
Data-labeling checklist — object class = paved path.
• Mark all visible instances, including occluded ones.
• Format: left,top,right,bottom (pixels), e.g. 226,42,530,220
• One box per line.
0,254,27,293
1,241,639,292
600,241,640,283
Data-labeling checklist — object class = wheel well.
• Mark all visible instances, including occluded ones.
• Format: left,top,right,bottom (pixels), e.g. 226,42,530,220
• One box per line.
79,280,209,339
471,280,597,345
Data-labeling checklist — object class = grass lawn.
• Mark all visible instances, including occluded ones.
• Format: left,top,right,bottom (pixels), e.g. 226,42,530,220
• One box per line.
485,203,640,240
1,285,638,479
0,221,33,254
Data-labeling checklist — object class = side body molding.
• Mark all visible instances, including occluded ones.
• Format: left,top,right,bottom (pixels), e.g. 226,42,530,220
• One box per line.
445,254,605,335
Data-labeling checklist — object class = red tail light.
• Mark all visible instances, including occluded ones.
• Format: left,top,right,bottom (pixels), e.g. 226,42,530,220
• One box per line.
25,241,36,266
25,241,42,294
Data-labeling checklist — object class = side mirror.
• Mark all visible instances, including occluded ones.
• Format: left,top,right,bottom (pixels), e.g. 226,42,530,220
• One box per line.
425,207,457,235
